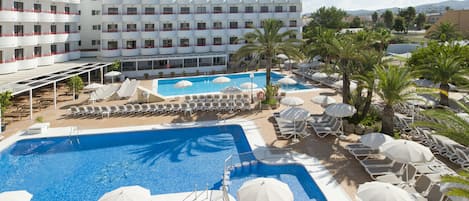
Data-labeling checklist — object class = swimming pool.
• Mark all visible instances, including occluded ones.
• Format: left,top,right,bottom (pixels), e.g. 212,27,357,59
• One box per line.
155,72,312,96
0,125,326,201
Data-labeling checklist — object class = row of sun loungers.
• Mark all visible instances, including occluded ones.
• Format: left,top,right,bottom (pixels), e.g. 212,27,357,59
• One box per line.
307,114,342,138
68,102,252,117
272,112,308,140
185,94,251,104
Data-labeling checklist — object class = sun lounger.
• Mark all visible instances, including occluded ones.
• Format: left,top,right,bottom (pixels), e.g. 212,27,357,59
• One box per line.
376,164,417,185
426,184,444,201
346,143,370,151
454,148,469,168
359,157,394,167
312,120,342,138
350,149,380,159
403,174,433,197
364,162,405,180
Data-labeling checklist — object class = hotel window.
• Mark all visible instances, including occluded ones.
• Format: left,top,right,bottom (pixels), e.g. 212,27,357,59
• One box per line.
144,40,154,48
92,25,101,30
184,58,197,68
65,24,70,33
163,23,172,31
144,7,155,14
163,7,173,14
169,59,183,68
13,1,23,11
213,22,222,29
213,6,222,13
275,6,282,12
229,7,238,13
179,38,189,47
245,6,253,13
34,4,41,12
34,25,41,34
260,6,268,13
65,6,70,14
180,7,190,14
213,37,222,45
162,39,172,47
50,44,57,54
107,24,118,32
144,24,154,31
138,61,153,70
197,38,206,46
127,7,137,15
213,57,226,65
91,40,100,46
126,24,137,32
50,25,57,34
229,37,238,44
245,21,253,28
92,10,100,15
289,6,296,12
50,5,57,14
14,25,23,36
108,7,118,15
229,22,238,29
107,41,118,49
14,48,24,60
197,22,206,30
154,60,168,69
65,43,70,52
199,58,212,66
289,20,297,27
122,62,136,71
34,47,41,57
180,23,190,30
196,6,206,13
126,40,136,49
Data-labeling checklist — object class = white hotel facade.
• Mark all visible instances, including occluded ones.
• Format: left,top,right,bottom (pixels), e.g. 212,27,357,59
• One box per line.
0,0,302,76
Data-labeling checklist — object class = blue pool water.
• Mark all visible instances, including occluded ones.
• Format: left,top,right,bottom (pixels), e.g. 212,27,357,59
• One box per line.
156,72,311,96
0,125,326,201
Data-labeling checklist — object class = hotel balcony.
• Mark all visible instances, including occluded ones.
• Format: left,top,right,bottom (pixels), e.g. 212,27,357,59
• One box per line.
227,44,243,52
273,12,288,19
141,30,158,38
243,13,257,19
211,28,226,36
123,0,141,3
227,28,243,36
122,14,140,22
177,46,193,54
193,0,209,3
159,47,176,54
194,13,210,21
140,47,158,56
177,13,193,21
101,49,121,57
159,14,177,21
54,32,80,43
177,29,193,38
102,13,122,22
142,0,158,3
211,13,227,20
194,45,210,53
211,44,226,52
259,12,274,19
102,31,121,40
121,48,140,57
103,0,122,4
141,14,158,22
0,32,79,48
160,0,176,4
121,31,140,39
193,29,210,37
38,55,55,66
159,30,177,39
227,13,243,20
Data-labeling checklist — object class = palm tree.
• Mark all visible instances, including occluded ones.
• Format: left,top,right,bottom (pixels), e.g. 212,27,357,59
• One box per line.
234,19,302,101
441,170,469,199
374,65,415,134
413,45,469,106
429,22,461,42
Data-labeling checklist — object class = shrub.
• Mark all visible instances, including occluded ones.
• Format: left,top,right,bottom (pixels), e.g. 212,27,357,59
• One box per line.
66,76,84,94
158,72,164,78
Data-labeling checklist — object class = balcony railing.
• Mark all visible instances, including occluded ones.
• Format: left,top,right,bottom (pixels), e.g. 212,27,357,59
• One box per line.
99,10,299,16
0,8,79,15
0,31,79,37
0,50,79,63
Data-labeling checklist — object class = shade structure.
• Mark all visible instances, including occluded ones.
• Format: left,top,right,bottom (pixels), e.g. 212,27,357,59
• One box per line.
277,77,297,85
311,95,336,107
277,54,288,59
98,186,151,201
221,86,242,94
380,140,434,163
280,97,304,107
104,71,122,77
357,182,414,201
311,72,328,79
174,80,193,89
279,107,310,121
213,76,231,84
240,82,258,89
0,190,32,201
237,178,293,201
325,103,356,118
360,132,394,149
84,83,104,90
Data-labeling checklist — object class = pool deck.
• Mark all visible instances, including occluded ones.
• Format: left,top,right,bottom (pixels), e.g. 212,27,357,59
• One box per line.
0,75,371,200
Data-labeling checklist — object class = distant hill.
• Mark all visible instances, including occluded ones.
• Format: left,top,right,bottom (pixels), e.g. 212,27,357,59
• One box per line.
347,0,469,16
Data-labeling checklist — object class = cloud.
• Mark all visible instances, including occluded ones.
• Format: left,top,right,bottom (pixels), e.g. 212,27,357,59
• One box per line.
302,0,449,14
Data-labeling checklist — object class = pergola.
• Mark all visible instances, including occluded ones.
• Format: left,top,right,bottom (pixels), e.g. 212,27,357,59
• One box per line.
0,62,112,120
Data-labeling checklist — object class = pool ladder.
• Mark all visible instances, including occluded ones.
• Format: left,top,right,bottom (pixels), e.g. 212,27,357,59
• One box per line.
181,183,211,201
68,126,80,145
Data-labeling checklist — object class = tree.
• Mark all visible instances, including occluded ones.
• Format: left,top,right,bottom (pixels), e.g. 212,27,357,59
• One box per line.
411,44,469,106
405,7,416,30
415,13,426,30
441,170,469,199
308,6,347,30
393,17,406,32
67,76,84,99
109,60,121,72
429,22,461,42
372,12,379,25
303,26,336,62
0,91,13,128
374,65,415,134
234,19,302,103
350,17,362,28
382,10,394,29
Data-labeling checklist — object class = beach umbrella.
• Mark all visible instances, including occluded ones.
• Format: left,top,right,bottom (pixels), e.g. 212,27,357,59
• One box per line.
0,190,33,201
284,60,295,64
311,95,336,107
360,132,394,149
213,76,231,84
277,77,297,85
280,97,304,107
333,80,357,91
357,181,414,201
84,83,104,90
221,86,242,94
98,186,151,201
310,72,328,80
280,107,310,141
174,80,193,89
325,103,357,135
277,54,288,60
240,82,257,89
104,71,122,83
237,178,293,201
380,140,434,163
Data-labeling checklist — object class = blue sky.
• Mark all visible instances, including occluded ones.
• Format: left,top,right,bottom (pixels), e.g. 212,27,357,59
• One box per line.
302,0,449,13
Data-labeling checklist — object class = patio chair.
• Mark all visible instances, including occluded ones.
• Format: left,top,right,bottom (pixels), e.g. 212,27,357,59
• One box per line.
68,106,81,116
364,162,405,180
198,95,206,102
164,104,173,113
242,102,251,111
211,102,220,111
117,105,127,115
125,104,136,114
426,184,445,201
188,103,196,111
376,164,418,185
184,96,192,103
133,104,143,114
156,104,165,113
195,102,204,111
84,106,95,115
140,104,151,114
206,95,213,102
203,102,212,111
108,105,120,115
172,104,182,113
92,106,102,116
222,94,228,100
191,95,198,102
213,94,220,100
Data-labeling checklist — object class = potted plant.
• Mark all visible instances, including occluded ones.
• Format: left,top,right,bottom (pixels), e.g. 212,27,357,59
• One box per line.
196,70,200,76
67,76,84,100
0,91,12,132
261,84,280,110
143,73,150,79
170,72,175,77
158,72,164,78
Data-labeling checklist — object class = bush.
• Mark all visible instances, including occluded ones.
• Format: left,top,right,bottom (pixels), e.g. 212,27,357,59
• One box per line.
196,70,200,75
158,72,164,78
35,116,44,123
170,72,175,77
143,73,149,79
67,76,84,94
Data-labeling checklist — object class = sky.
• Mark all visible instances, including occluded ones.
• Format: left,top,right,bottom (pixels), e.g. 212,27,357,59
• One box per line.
302,0,450,13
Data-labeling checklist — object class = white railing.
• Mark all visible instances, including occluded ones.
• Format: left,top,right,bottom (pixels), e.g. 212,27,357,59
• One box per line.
181,183,211,201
